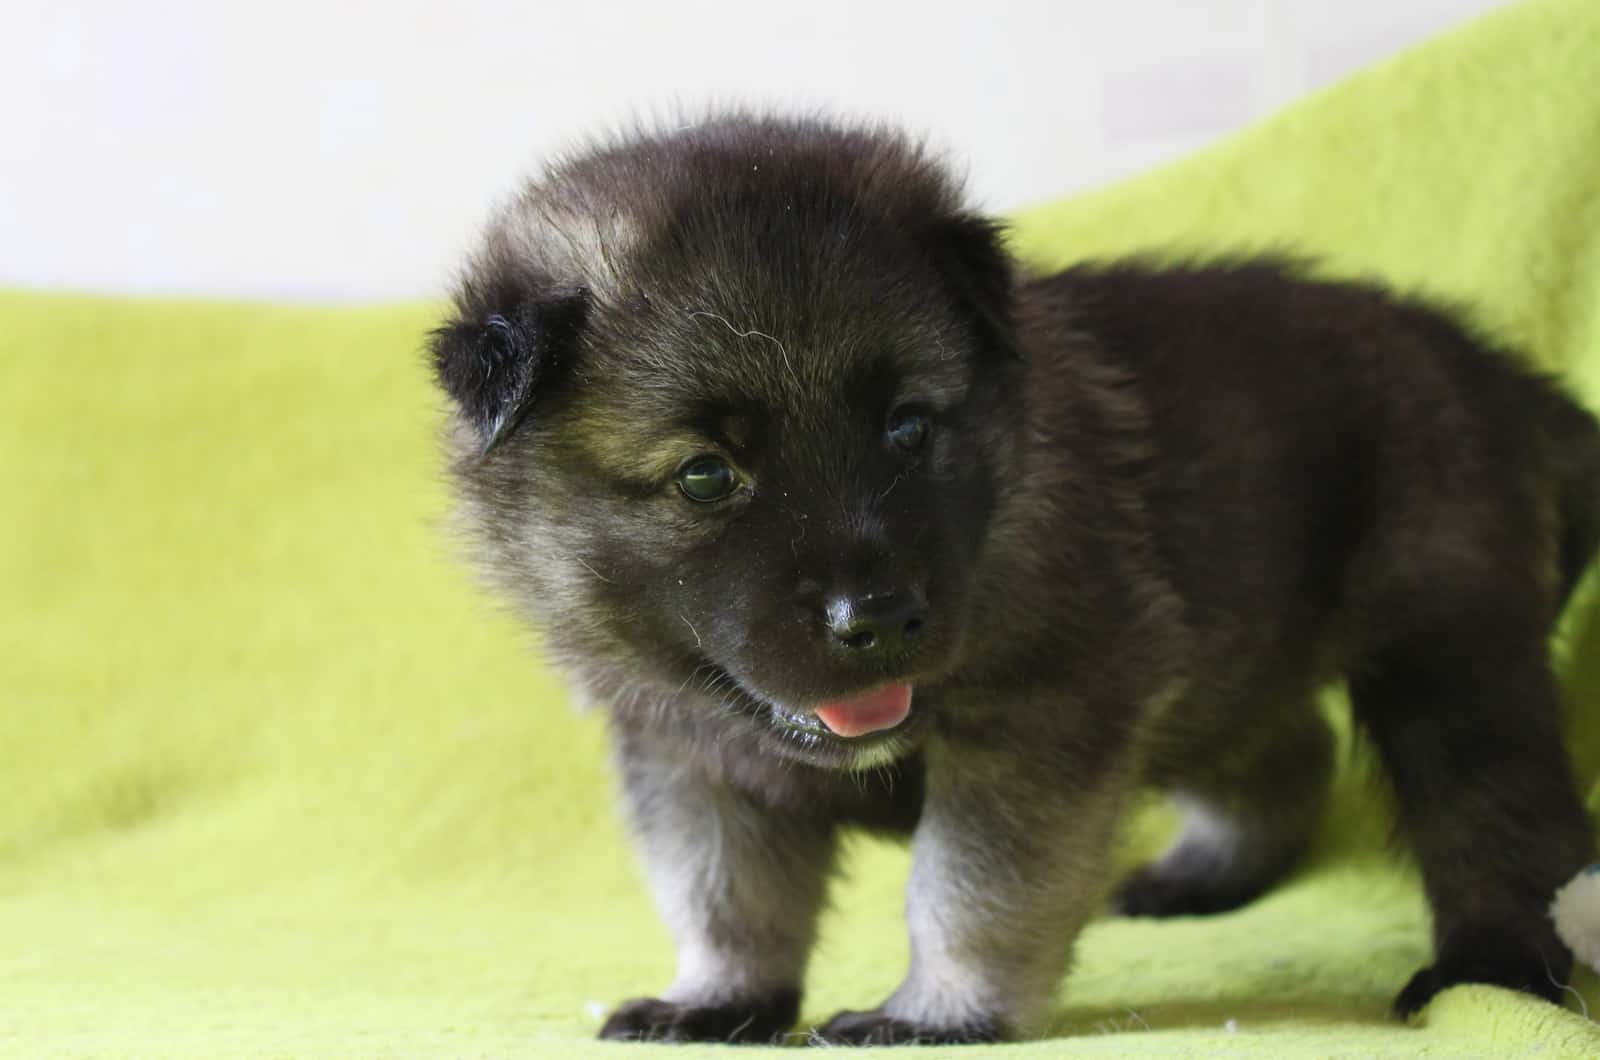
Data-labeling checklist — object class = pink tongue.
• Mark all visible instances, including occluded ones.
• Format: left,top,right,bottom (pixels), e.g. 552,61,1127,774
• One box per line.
814,684,913,738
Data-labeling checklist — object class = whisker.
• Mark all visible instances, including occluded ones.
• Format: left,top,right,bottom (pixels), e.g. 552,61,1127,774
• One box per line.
687,309,798,385
1544,958,1590,1020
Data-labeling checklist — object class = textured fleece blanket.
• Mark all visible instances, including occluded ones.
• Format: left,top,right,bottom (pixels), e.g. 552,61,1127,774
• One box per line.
5,0,1600,1055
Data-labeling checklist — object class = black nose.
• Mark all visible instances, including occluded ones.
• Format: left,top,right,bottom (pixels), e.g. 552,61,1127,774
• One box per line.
826,591,927,655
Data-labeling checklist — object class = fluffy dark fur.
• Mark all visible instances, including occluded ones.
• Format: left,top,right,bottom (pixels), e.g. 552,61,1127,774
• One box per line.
428,114,1599,1045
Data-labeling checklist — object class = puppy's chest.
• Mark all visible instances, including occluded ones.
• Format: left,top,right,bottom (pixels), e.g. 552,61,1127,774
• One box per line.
718,744,927,835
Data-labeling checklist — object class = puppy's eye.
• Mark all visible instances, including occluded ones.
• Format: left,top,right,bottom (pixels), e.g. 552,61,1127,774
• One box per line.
886,408,930,453
677,456,741,503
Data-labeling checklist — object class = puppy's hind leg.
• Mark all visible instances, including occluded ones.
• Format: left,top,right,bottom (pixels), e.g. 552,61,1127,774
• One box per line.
1349,615,1592,1016
1113,696,1333,918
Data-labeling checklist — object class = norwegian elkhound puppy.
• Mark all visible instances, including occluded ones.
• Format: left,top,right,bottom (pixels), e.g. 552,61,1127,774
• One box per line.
428,114,1598,1044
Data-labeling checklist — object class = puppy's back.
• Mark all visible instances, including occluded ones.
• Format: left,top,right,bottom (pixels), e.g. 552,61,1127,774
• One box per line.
1027,258,1600,661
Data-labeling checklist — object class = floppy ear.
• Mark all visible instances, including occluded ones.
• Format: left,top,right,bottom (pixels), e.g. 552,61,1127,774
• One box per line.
428,289,588,455
925,214,1021,360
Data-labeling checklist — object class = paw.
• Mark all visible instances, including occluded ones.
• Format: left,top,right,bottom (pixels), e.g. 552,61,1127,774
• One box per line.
811,1008,998,1046
598,991,799,1043
1110,862,1264,917
1393,938,1570,1017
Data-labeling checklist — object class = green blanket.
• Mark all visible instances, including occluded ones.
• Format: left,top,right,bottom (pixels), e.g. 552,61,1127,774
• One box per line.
6,0,1600,1054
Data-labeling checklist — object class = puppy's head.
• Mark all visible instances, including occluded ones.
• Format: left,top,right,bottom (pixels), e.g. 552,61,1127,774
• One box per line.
431,115,1022,769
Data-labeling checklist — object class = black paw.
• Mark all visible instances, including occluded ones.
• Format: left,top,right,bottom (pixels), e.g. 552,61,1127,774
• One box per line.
598,990,799,1044
1393,939,1570,1017
1110,863,1265,917
812,1008,998,1046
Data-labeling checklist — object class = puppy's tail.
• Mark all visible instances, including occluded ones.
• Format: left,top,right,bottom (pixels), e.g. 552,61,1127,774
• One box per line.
1545,390,1600,611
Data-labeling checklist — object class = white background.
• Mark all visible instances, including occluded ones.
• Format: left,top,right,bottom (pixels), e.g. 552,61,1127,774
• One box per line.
1,0,1508,302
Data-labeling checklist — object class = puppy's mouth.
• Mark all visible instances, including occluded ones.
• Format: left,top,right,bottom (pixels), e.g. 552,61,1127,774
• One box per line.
754,682,925,768
773,683,914,738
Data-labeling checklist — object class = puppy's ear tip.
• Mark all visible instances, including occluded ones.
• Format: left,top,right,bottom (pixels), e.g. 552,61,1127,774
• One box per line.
926,212,1020,361
430,289,589,453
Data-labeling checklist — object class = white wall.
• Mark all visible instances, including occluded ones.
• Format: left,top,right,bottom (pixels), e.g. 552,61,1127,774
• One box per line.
1,0,1508,302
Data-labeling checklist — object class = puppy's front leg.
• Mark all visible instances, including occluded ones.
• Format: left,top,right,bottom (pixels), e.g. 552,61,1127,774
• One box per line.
818,733,1128,1045
600,729,838,1044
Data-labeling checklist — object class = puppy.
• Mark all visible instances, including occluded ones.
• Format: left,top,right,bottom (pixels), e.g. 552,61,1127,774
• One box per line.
428,114,1598,1044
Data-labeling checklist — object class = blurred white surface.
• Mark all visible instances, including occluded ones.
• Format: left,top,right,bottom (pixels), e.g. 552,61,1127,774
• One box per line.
0,0,1507,302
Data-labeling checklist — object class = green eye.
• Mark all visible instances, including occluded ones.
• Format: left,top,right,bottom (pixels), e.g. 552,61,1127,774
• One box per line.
677,456,741,503
886,408,930,452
